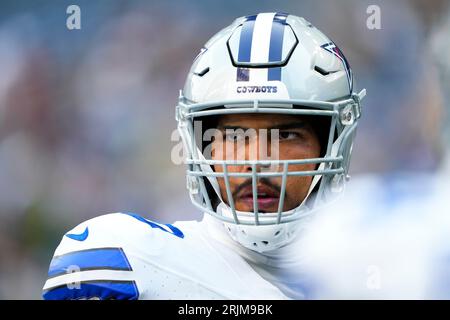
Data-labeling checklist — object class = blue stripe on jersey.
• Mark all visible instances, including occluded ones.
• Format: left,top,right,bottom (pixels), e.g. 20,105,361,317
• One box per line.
123,212,184,239
48,247,132,278
43,280,139,300
268,13,288,81
236,14,257,81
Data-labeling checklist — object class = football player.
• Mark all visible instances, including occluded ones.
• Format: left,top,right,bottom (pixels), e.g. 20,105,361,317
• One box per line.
43,12,365,300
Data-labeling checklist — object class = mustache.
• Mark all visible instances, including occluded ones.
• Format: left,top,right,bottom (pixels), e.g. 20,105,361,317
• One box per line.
232,177,281,198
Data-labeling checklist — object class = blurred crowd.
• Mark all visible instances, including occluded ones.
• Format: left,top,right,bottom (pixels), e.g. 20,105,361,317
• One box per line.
0,0,448,298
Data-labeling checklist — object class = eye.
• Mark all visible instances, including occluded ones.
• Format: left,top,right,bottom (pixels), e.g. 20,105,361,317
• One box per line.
279,131,301,141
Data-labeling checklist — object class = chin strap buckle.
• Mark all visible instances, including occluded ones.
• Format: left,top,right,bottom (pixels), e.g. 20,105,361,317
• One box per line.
340,89,366,125
331,173,346,193
186,176,199,194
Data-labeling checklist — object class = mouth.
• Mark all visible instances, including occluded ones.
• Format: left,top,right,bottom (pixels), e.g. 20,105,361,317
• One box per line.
237,184,280,212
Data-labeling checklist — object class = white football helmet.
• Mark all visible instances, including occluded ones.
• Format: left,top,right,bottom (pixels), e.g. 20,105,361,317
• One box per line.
176,12,366,252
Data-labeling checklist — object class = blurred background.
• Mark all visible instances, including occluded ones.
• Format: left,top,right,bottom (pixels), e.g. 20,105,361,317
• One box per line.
0,0,449,299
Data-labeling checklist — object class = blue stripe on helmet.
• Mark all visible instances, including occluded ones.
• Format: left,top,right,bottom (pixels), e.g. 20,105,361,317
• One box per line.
236,14,257,81
43,280,139,300
48,247,132,278
268,13,288,81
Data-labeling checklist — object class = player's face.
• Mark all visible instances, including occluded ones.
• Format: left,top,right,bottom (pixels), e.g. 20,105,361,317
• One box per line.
211,113,321,213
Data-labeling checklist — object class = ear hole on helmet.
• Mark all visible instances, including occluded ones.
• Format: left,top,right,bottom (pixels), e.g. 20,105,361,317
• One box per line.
274,230,281,237
261,241,269,245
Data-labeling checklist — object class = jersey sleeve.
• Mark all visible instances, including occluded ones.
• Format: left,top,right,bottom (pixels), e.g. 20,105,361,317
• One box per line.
42,212,188,300
42,213,142,300
42,247,139,300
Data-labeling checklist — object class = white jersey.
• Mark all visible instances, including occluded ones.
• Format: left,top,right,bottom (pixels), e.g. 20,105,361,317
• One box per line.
42,212,313,300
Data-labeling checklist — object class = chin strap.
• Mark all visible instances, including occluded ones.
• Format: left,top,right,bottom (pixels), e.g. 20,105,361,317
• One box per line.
196,147,224,201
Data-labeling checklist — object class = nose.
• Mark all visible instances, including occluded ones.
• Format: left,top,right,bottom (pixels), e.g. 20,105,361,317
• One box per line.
242,131,275,172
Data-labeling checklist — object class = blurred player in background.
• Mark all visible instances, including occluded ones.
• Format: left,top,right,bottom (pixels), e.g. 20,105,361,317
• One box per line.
42,12,366,299
301,4,450,299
